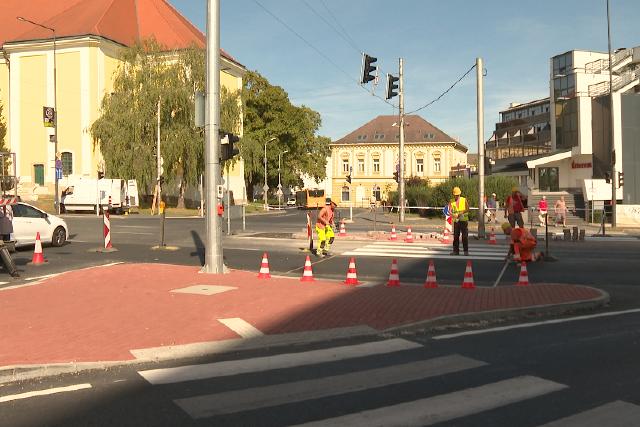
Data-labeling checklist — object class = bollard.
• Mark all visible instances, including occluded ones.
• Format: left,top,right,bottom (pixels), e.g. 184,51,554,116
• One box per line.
572,226,578,241
530,228,537,239
579,229,586,241
563,229,571,241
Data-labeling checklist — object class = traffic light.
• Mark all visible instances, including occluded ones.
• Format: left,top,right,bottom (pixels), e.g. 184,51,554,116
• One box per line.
97,170,104,179
605,172,611,184
385,74,399,100
346,174,352,184
618,171,624,187
360,53,377,84
221,133,240,161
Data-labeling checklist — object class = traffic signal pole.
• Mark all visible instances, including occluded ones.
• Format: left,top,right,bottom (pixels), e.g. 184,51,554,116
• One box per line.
398,58,405,223
204,0,224,274
477,57,486,239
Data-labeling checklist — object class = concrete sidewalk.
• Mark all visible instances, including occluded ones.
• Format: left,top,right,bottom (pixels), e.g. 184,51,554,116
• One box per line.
0,263,606,382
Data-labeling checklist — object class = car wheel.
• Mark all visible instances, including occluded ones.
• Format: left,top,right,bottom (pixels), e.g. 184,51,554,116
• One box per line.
52,226,67,247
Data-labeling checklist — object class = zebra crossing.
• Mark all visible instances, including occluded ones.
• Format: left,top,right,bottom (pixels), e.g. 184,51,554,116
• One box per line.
135,338,640,426
342,240,508,261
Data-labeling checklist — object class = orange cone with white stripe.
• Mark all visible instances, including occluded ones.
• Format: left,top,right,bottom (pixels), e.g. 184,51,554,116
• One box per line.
344,257,360,285
404,227,414,243
517,262,529,286
257,252,271,279
424,260,438,288
339,219,347,237
389,224,397,241
441,228,450,244
488,228,497,244
461,260,475,289
300,255,315,282
30,232,46,265
386,259,400,287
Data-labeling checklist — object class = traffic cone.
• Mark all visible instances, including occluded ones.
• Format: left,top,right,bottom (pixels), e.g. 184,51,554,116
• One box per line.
386,259,400,287
424,260,438,288
441,228,450,244
488,228,497,244
344,257,360,285
257,252,271,279
516,262,529,286
461,260,475,289
30,232,46,265
389,224,398,241
300,255,315,282
405,227,414,243
339,219,347,237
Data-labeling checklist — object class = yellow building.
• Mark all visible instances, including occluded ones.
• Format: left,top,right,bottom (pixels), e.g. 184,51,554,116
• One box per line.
0,0,245,202
331,115,468,207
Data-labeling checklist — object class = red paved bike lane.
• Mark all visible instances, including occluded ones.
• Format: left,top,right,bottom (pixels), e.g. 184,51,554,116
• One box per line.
0,263,604,368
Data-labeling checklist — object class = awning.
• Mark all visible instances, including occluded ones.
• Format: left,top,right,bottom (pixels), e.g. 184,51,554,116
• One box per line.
526,150,572,169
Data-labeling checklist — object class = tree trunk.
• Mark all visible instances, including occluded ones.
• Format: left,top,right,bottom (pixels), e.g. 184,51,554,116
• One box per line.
176,179,186,209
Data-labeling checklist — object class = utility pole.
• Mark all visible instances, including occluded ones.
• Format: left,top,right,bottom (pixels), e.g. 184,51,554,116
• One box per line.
156,97,161,213
203,0,224,273
607,0,617,228
398,57,405,223
477,57,486,238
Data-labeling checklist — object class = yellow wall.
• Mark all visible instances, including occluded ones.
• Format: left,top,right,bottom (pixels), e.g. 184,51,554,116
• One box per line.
19,55,47,181
0,59,8,147
57,51,82,175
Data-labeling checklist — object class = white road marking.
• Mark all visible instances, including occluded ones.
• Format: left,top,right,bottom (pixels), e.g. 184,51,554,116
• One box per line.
0,281,8,286
25,273,60,281
292,376,566,427
137,338,422,385
344,241,506,260
535,401,640,427
0,383,92,403
433,308,640,340
175,355,486,418
217,318,264,338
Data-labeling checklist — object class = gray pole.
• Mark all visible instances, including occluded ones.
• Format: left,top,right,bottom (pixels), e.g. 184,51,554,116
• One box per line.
399,57,406,223
52,30,59,214
264,142,268,210
607,0,616,228
157,97,161,211
226,167,231,234
204,0,223,273
477,57,486,238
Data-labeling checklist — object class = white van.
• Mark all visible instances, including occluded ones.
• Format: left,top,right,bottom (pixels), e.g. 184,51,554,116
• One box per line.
61,177,139,214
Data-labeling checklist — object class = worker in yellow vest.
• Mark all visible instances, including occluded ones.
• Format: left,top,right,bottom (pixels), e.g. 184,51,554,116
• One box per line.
449,186,469,256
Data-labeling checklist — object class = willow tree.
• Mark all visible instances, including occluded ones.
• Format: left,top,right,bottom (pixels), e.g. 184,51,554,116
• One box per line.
90,40,241,208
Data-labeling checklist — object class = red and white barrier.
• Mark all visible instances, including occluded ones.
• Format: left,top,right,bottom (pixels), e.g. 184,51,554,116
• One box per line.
103,209,113,249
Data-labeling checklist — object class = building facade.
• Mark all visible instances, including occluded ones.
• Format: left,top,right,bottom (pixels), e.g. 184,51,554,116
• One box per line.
0,0,246,204
330,115,468,207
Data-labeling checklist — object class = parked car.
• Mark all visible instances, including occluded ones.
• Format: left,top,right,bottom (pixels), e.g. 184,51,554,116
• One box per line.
286,197,296,207
10,202,69,248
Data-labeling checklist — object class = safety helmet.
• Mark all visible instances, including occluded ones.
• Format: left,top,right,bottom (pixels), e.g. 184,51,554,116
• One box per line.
501,222,512,233
452,187,462,196
512,186,519,192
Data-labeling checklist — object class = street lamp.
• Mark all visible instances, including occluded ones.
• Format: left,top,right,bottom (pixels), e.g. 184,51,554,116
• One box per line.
17,16,59,214
263,137,276,210
606,0,617,228
278,150,289,210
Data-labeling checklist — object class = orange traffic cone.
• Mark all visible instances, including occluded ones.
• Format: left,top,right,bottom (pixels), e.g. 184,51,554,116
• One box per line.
29,232,46,265
424,260,438,288
405,227,414,243
386,259,401,287
339,219,347,237
517,262,529,286
344,257,360,285
389,224,398,241
488,228,497,244
461,260,475,289
257,252,271,279
300,255,315,282
441,228,450,244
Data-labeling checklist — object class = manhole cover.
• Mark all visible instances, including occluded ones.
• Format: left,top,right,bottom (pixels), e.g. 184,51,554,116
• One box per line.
171,285,237,295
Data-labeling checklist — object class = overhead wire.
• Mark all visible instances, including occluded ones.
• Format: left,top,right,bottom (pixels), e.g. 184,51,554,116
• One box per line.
251,0,395,108
406,64,477,115
318,0,362,54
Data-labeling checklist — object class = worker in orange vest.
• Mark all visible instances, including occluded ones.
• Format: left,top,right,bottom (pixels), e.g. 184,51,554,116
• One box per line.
501,222,544,262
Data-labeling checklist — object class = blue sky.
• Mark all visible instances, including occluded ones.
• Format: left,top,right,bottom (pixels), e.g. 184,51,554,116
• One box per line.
172,0,638,152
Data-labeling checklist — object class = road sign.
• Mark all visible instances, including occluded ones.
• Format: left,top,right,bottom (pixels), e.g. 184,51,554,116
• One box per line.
276,189,283,196
263,184,269,192
43,107,55,127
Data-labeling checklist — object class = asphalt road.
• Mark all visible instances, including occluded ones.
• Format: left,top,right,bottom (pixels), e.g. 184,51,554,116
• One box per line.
3,308,640,426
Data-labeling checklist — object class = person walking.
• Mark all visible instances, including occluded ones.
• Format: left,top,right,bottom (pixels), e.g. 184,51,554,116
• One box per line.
0,203,13,242
449,186,469,256
315,198,336,257
537,195,548,226
486,193,498,224
554,196,567,227
505,187,525,228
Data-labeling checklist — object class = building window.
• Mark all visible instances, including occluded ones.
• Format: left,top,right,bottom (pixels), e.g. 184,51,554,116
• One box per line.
341,185,350,202
61,152,73,176
34,164,44,186
342,159,350,173
434,156,441,173
373,158,380,173
374,133,385,140
373,186,381,201
416,158,424,174
357,158,365,173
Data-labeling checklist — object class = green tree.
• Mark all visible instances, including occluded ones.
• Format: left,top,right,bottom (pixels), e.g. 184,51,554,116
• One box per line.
0,99,13,192
241,71,330,199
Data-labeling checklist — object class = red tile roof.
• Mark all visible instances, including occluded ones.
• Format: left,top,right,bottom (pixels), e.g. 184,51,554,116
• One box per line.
1,0,240,64
333,115,464,150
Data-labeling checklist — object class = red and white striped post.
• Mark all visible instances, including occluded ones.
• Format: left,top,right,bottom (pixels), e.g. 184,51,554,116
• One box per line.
103,209,113,249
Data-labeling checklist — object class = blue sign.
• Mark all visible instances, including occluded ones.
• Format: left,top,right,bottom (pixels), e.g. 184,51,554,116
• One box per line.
55,168,63,180
442,204,450,217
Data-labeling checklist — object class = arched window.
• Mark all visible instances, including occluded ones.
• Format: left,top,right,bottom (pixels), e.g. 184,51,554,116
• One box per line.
341,185,350,202
61,152,73,176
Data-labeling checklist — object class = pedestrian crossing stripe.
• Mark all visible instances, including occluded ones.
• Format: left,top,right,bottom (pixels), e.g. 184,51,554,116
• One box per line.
343,241,507,261
137,338,640,426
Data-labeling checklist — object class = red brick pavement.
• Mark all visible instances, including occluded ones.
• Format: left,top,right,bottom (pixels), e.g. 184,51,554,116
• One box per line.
0,263,603,368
